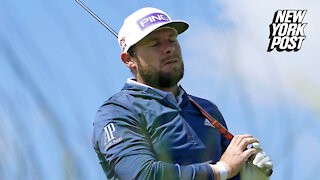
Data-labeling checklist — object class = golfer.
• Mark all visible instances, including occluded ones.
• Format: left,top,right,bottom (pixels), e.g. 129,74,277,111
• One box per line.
93,7,272,180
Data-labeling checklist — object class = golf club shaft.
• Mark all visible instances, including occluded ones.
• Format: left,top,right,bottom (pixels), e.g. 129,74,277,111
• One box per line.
75,0,118,38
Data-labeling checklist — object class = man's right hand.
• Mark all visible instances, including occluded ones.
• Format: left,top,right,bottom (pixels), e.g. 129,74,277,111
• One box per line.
211,134,259,179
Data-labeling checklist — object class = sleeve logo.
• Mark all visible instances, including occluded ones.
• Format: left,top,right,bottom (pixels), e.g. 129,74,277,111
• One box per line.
104,123,116,143
103,123,122,151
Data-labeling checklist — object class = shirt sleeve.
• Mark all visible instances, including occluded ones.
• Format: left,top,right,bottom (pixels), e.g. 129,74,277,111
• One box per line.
92,99,215,180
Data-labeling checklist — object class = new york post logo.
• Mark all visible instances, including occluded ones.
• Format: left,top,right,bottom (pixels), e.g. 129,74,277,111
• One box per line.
267,10,307,52
137,13,170,30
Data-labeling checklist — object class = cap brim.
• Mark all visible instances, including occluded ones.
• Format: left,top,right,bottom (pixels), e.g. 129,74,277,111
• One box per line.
157,20,189,34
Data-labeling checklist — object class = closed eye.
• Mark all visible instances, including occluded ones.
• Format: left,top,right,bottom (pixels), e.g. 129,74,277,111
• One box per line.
168,35,178,43
169,38,177,43
149,41,159,47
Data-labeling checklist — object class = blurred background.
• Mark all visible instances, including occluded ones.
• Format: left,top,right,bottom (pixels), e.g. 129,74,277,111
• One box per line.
1,0,319,179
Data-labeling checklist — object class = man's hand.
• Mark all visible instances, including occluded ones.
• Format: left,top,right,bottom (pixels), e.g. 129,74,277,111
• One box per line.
210,134,259,179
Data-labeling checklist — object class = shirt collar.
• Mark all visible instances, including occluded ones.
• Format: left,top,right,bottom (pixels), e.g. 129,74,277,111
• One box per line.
126,78,185,105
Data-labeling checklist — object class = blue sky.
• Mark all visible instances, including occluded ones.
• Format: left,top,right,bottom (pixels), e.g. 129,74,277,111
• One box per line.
1,0,319,179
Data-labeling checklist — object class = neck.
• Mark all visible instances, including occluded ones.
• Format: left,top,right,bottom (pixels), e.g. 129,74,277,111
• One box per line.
158,85,179,97
135,77,179,97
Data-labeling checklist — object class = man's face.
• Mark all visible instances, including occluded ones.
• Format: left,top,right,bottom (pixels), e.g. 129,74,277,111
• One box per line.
133,27,184,89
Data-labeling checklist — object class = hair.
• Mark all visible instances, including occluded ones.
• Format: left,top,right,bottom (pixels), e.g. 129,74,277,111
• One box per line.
127,45,136,57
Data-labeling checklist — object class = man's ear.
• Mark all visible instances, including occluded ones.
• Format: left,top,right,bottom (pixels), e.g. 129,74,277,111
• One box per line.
121,52,136,69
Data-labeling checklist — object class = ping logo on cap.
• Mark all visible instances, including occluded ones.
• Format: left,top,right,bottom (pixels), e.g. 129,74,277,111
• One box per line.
137,12,169,30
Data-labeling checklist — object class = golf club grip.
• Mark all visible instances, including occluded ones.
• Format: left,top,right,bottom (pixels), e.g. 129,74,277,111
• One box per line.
188,96,273,177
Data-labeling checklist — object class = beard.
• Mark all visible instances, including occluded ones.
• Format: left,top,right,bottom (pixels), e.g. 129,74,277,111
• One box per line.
136,57,184,89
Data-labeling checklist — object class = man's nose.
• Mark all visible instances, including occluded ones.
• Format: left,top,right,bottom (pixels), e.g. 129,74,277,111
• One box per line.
163,41,175,55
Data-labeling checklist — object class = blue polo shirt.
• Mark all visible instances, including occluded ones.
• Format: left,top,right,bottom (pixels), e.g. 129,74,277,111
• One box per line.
93,79,239,180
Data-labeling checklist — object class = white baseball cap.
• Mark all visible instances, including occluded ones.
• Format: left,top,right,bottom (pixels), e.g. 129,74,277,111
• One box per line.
118,7,189,53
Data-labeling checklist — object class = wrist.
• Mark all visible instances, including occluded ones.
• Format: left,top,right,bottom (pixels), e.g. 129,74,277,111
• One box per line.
216,162,228,180
210,162,229,180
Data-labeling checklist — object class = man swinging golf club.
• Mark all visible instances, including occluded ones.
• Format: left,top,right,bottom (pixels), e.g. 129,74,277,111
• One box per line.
92,7,273,180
